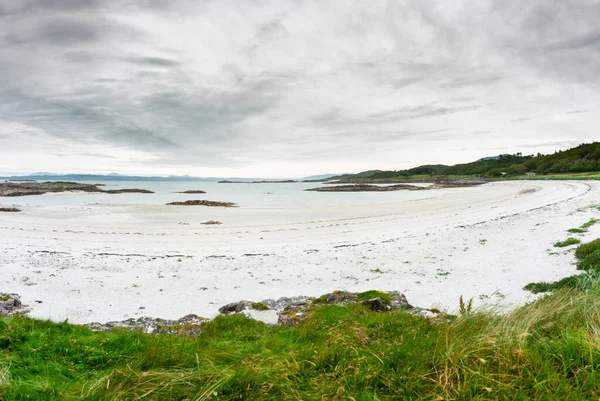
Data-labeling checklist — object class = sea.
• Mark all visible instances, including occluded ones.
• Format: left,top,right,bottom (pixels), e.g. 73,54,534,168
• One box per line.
5,181,441,209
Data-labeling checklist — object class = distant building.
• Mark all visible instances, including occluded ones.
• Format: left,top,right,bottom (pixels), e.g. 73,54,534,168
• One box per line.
526,172,537,176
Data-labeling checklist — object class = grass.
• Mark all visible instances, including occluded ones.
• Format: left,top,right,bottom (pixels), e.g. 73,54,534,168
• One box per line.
526,238,600,293
6,290,600,399
356,290,393,303
566,218,599,235
554,237,581,248
251,302,270,311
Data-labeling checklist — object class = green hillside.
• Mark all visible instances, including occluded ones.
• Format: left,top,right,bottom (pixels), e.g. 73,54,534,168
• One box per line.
333,142,600,180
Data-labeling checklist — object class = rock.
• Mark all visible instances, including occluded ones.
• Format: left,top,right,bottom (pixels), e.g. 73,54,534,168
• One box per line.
218,300,252,315
167,200,236,207
361,297,392,312
325,291,357,304
278,305,309,327
408,308,439,319
0,293,29,316
84,314,208,334
386,291,412,310
264,296,313,311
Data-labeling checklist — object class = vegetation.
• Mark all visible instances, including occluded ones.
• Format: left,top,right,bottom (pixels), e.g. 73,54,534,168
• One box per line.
526,238,600,293
0,207,20,212
581,219,598,230
554,238,581,248
331,142,600,181
6,289,600,399
251,302,270,311
356,290,393,303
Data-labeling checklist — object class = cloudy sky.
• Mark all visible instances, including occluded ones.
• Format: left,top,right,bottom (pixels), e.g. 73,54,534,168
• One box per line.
0,0,598,177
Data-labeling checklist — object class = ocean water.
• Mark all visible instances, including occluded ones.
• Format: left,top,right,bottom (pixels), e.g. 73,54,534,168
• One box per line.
5,181,444,209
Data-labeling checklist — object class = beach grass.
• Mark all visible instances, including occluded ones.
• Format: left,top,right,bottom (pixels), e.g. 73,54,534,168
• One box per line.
526,238,600,294
554,237,581,248
4,288,600,399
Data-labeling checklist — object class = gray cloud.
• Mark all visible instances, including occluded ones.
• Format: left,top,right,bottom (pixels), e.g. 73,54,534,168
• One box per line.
0,0,599,176
39,19,99,45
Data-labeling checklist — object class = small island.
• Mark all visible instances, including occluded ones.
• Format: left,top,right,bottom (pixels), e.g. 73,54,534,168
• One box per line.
176,190,207,194
0,181,154,197
306,184,426,192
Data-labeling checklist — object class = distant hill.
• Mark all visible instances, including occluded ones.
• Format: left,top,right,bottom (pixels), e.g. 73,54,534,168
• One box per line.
298,174,337,181
1,174,267,182
330,142,600,180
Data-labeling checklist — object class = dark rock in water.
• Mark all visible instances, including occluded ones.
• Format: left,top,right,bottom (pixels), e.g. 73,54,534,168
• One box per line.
103,189,154,194
0,293,29,316
0,181,154,197
361,297,392,312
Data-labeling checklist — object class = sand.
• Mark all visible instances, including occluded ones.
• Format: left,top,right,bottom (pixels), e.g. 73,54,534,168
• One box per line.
1,180,599,324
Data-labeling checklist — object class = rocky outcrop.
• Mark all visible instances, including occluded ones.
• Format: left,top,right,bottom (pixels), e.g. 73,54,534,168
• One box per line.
6,290,441,334
84,314,207,335
0,293,29,316
306,184,425,192
167,200,236,207
0,181,154,197
217,290,434,327
103,189,154,194
0,207,20,212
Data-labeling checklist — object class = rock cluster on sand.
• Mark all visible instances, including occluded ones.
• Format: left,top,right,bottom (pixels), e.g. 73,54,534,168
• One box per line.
167,200,236,207
0,293,29,316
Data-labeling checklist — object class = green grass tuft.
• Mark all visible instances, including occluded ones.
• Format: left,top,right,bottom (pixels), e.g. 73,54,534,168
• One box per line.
526,239,600,293
554,238,581,248
568,228,587,234
356,290,393,303
581,219,598,230
251,302,270,311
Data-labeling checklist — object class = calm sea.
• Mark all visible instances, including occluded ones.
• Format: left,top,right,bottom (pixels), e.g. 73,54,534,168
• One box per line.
5,181,442,209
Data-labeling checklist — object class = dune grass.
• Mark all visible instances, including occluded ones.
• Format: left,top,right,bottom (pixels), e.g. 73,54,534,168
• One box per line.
554,237,581,248
4,289,600,399
526,238,600,294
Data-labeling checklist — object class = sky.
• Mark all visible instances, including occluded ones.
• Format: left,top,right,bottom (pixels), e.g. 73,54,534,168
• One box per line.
0,0,599,178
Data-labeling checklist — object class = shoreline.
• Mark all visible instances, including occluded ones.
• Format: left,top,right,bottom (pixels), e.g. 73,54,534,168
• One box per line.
0,180,598,324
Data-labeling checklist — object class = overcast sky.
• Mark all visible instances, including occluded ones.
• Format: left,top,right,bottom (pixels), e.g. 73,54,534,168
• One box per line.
0,0,598,177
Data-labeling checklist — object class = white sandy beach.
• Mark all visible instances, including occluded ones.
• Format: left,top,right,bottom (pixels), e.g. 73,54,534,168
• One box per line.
1,180,599,324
